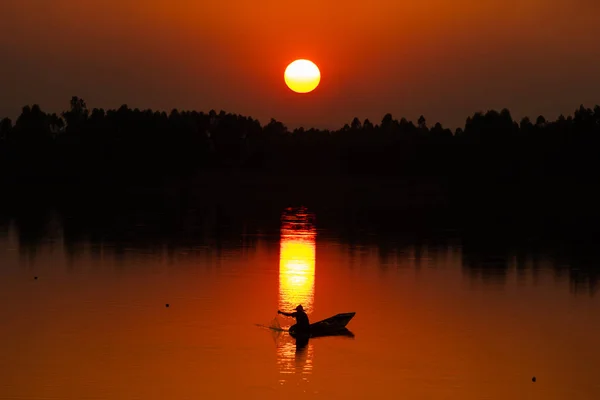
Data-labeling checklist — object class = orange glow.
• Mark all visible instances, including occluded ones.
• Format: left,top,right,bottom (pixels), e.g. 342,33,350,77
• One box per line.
276,335,314,384
278,208,316,313
284,60,321,93
276,207,317,384
3,209,600,398
2,0,600,129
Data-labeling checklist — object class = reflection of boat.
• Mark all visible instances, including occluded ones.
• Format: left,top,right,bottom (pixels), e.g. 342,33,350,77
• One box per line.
289,312,356,338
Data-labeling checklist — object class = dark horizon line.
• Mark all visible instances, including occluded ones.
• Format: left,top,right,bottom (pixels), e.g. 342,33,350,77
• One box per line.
1,97,599,133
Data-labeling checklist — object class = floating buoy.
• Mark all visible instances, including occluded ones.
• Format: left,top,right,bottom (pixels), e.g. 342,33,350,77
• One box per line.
34,276,38,280
165,303,170,308
532,376,536,383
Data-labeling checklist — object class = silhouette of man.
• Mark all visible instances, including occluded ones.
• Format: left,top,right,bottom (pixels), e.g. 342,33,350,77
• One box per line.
278,305,310,333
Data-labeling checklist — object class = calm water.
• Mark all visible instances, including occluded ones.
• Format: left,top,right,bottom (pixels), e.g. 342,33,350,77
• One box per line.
1,206,599,399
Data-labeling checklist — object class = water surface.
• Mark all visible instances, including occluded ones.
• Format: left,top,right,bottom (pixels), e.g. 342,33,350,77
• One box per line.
1,206,599,399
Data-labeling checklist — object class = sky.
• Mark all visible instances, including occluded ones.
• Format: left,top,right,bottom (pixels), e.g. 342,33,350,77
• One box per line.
1,0,599,130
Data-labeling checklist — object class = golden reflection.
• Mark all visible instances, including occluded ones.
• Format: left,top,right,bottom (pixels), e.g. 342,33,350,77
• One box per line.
276,207,316,383
275,335,314,384
278,208,316,314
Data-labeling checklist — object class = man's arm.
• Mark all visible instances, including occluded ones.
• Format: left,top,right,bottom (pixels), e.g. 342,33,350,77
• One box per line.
278,310,295,317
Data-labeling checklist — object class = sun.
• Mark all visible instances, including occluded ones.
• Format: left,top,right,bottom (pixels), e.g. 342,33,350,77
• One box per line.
284,59,321,94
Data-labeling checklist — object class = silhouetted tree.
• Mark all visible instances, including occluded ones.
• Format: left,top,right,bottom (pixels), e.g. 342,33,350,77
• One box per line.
520,116,532,131
535,115,546,127
264,118,287,137
350,117,362,130
417,115,427,130
62,96,89,132
14,104,50,138
381,113,394,130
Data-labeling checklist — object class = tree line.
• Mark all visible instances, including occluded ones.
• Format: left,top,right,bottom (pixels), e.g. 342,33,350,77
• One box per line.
1,97,599,185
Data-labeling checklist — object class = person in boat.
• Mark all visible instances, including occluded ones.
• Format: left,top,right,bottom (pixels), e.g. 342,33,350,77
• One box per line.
278,305,310,333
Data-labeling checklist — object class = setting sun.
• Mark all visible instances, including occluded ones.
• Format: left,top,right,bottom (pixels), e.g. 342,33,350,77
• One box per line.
284,59,321,94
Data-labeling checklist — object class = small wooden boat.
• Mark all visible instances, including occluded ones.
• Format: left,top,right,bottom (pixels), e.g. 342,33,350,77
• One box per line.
289,312,356,338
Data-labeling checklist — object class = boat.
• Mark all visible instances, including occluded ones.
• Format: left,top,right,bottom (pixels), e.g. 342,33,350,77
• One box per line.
289,312,356,338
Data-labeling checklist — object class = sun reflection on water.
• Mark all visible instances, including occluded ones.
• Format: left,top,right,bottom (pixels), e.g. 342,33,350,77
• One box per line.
276,207,316,383
275,336,314,384
278,208,316,314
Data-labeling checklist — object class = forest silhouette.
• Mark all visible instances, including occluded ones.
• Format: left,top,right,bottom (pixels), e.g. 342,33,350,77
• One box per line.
2,96,600,219
2,97,600,184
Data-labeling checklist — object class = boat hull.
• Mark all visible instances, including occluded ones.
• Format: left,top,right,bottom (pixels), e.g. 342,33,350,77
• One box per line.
289,312,356,338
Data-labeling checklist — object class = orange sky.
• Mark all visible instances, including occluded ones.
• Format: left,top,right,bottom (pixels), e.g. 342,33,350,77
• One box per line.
1,0,599,129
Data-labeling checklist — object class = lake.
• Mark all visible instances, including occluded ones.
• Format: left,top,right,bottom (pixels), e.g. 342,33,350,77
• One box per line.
1,199,599,399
